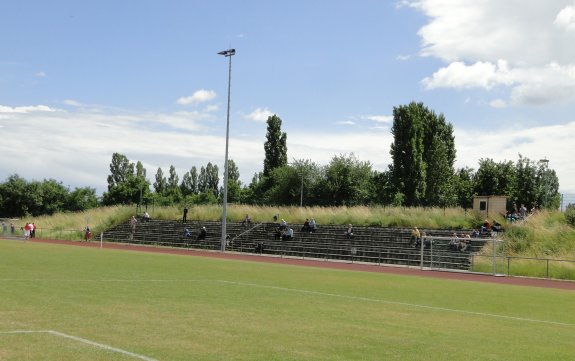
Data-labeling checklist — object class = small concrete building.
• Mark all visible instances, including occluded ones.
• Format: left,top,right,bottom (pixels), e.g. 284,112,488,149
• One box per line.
473,196,508,217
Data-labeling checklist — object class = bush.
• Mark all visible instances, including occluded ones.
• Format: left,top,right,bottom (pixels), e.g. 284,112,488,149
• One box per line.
565,204,575,227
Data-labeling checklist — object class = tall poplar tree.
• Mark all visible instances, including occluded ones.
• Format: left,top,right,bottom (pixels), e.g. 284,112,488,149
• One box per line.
389,102,456,207
263,115,287,177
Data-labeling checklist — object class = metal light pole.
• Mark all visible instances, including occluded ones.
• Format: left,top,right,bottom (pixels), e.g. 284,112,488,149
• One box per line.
218,48,235,252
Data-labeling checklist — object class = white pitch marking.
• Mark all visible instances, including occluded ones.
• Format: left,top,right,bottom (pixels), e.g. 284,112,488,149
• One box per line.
214,280,575,328
2,277,573,327
0,330,159,361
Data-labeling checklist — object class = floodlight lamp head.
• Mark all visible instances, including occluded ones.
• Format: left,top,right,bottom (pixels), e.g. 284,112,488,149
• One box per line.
218,49,236,57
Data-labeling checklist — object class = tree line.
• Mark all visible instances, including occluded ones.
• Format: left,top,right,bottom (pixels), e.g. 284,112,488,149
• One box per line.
0,103,560,217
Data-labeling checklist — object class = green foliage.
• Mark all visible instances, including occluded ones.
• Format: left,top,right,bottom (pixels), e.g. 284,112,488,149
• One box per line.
0,174,99,217
565,204,575,227
263,114,287,178
390,102,456,207
317,153,374,206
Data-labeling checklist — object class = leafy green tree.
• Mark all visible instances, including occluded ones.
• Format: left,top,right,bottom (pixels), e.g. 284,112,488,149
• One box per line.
389,103,427,206
535,161,560,209
0,174,31,217
107,153,134,188
180,166,199,196
198,166,208,194
474,158,516,197
66,187,99,211
205,162,219,197
372,170,395,205
153,167,167,194
390,102,456,207
103,153,149,205
225,159,242,203
514,154,538,209
263,115,287,178
317,154,374,206
454,167,475,209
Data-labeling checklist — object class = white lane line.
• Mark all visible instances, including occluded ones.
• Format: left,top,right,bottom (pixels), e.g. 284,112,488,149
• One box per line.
0,330,159,361
214,280,575,328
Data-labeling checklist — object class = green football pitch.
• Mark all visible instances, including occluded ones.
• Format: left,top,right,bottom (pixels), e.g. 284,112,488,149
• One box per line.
1,239,574,361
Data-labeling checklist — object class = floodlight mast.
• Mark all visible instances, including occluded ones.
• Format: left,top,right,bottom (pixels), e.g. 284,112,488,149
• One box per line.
218,48,235,252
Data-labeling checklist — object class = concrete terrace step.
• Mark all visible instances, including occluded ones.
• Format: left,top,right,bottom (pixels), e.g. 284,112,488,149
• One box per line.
102,220,484,271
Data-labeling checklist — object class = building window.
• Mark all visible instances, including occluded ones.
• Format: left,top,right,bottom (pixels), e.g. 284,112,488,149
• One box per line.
479,201,487,211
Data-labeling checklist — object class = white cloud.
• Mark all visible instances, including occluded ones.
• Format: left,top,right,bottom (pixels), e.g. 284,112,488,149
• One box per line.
365,115,393,123
396,54,411,61
0,105,61,113
177,89,216,105
244,107,274,122
489,99,507,108
411,0,575,106
35,71,46,77
555,4,575,31
336,120,355,125
2,103,575,196
63,99,83,107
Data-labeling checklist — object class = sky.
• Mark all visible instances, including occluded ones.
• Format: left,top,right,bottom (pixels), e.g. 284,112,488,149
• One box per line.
1,0,575,196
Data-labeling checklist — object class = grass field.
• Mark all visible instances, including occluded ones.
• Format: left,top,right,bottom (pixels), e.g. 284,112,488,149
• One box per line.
1,239,574,361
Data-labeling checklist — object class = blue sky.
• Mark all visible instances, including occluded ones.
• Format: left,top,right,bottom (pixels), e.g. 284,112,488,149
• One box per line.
1,0,575,195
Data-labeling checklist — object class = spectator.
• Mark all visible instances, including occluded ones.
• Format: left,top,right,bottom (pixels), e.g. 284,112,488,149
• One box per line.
31,223,36,238
24,223,31,240
410,227,420,247
129,216,137,240
282,227,294,241
1,222,6,234
301,219,311,232
182,207,188,223
197,226,207,241
184,228,193,237
449,233,459,251
309,219,317,233
279,219,287,231
241,214,252,226
345,224,353,239
519,204,527,219
471,229,480,238
254,242,264,254
10,223,15,235
143,211,151,222
481,220,491,233
273,227,282,240
84,226,92,241
460,234,471,252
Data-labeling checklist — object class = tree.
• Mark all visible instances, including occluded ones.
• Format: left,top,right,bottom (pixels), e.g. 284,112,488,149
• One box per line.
474,158,516,197
180,166,199,196
514,154,538,209
317,154,374,206
205,162,219,197
153,167,167,194
263,115,287,178
454,167,475,209
66,187,99,212
389,103,427,206
390,102,456,207
225,159,242,203
107,153,134,188
103,153,149,205
198,166,208,194
535,160,560,209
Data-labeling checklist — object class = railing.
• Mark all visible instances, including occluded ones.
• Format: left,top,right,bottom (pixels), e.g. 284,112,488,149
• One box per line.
471,254,575,280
